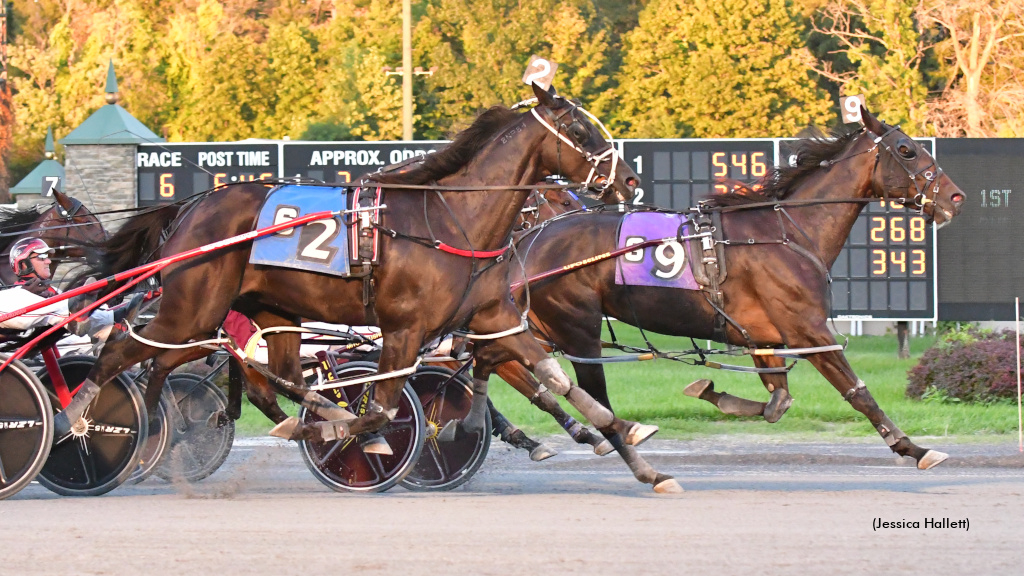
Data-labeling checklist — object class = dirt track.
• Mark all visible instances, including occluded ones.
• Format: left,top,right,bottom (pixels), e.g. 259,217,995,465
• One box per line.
2,436,1023,575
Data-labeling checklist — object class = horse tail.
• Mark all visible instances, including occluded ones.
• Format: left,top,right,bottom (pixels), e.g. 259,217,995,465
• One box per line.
64,204,183,288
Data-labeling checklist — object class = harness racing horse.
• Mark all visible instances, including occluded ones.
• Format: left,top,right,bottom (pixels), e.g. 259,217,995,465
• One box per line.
0,190,106,286
54,84,667,489
499,109,964,483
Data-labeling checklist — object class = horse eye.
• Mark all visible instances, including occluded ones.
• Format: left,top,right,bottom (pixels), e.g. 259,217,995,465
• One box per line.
562,200,572,206
569,123,588,143
897,143,916,159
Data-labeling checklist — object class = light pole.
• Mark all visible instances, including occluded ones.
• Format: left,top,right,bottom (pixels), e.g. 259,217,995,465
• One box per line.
402,0,412,141
1,0,12,202
383,1,435,141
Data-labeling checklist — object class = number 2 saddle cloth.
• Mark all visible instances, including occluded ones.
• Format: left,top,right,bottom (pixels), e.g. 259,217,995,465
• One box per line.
614,211,703,290
249,184,381,277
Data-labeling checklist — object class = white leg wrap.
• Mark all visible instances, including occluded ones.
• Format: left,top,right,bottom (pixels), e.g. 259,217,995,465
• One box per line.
535,358,572,396
303,391,355,421
463,378,489,432
315,420,350,442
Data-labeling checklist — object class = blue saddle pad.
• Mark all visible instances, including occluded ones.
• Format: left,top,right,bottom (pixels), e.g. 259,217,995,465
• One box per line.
250,185,350,276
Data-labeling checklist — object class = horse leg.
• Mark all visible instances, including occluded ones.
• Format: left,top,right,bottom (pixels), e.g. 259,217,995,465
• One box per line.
755,356,793,422
235,360,291,425
571,361,659,447
494,360,611,456
680,357,792,422
682,378,766,417
795,333,946,469
276,328,421,443
53,319,207,437
486,397,557,461
474,330,682,493
247,324,389,454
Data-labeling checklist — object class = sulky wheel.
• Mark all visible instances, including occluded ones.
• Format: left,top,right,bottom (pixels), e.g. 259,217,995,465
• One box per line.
36,355,147,497
0,356,54,500
298,361,424,493
126,379,172,485
156,373,234,483
400,366,490,491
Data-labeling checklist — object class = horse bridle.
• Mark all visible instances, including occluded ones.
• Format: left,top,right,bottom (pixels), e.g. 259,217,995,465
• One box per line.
530,101,621,193
869,125,944,214
43,196,92,258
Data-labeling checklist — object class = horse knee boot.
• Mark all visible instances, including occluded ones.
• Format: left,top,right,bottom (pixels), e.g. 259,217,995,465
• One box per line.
535,358,571,396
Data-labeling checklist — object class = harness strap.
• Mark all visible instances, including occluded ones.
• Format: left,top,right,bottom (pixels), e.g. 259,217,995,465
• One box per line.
308,358,422,391
510,235,689,291
436,241,510,259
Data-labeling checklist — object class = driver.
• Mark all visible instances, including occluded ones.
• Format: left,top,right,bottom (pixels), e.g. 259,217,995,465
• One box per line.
0,237,143,335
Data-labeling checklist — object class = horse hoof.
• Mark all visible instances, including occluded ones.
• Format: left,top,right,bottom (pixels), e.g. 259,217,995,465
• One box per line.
763,389,793,424
653,478,684,494
207,410,231,429
918,450,948,470
683,379,713,398
269,417,301,440
529,444,558,461
360,436,394,456
625,423,659,446
593,439,615,456
436,420,459,442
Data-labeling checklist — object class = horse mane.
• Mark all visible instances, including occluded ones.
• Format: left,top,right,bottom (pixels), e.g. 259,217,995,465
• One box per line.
63,203,182,289
0,205,46,253
701,125,861,207
370,106,523,185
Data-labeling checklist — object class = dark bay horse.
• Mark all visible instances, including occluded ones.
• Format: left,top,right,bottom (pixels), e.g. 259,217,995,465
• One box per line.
495,109,965,484
0,190,106,286
56,84,665,487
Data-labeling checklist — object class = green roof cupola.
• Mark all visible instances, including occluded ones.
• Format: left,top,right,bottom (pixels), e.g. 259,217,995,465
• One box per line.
59,60,163,145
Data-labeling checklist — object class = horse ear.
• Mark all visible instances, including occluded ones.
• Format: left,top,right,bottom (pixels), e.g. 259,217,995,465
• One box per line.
52,189,75,213
860,105,886,136
533,82,558,108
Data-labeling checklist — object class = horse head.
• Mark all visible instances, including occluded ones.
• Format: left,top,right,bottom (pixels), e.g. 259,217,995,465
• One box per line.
38,191,107,276
861,108,965,228
530,83,638,205
517,180,586,231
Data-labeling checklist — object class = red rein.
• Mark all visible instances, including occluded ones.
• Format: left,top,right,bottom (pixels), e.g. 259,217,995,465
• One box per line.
435,242,510,259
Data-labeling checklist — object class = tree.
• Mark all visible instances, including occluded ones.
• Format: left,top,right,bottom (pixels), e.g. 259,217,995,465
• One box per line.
811,0,931,133
309,1,405,140
613,0,832,138
413,0,613,138
162,0,272,140
919,0,1024,136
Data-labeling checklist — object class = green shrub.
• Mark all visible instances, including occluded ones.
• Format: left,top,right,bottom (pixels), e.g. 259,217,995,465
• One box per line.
907,327,1023,402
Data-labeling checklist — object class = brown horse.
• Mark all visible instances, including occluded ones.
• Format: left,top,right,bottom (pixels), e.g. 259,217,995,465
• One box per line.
0,190,106,286
55,84,664,488
490,109,965,485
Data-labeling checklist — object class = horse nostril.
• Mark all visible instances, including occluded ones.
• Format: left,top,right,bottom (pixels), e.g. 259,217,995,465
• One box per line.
626,177,638,189
951,193,964,204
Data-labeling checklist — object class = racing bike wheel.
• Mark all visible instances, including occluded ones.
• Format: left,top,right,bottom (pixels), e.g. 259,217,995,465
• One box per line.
298,361,424,493
0,356,54,500
400,366,490,491
36,355,147,497
126,383,171,485
156,373,234,483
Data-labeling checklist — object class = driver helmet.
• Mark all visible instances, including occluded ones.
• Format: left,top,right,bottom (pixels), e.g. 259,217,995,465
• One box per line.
9,238,52,277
